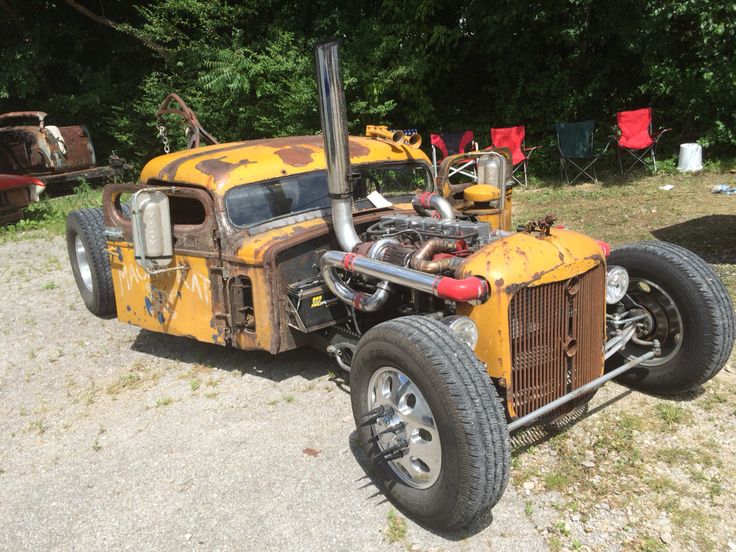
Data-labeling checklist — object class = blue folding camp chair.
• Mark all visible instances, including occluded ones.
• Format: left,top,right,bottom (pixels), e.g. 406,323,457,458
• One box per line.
555,120,611,184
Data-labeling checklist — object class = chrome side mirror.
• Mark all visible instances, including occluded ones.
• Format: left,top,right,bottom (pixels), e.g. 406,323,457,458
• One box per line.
130,189,173,273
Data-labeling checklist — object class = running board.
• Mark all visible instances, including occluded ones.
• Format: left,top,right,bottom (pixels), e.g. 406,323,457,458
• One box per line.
507,350,656,432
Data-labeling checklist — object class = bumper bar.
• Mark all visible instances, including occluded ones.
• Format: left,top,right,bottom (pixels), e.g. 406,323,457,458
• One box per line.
507,350,655,432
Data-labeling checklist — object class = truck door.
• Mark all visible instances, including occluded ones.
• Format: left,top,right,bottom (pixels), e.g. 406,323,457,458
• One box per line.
107,185,228,345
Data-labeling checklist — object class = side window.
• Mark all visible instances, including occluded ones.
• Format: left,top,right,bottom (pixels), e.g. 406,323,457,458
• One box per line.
169,195,206,228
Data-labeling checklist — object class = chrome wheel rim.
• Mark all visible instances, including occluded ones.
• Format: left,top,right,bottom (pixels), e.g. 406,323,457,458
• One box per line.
367,367,442,489
622,278,684,366
75,235,93,292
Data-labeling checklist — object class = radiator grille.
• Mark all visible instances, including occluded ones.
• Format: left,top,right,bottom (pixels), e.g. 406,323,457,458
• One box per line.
508,264,605,418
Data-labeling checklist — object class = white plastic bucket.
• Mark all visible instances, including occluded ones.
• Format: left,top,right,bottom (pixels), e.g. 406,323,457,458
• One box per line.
677,143,703,172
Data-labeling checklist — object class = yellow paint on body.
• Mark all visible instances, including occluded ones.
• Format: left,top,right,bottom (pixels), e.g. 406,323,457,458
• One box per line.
109,243,221,344
457,229,606,417
140,135,431,193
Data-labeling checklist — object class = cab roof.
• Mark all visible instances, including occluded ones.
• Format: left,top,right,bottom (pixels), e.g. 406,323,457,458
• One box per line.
140,135,430,194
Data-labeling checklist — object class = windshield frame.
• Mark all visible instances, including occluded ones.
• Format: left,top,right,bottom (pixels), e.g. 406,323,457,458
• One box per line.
224,160,433,231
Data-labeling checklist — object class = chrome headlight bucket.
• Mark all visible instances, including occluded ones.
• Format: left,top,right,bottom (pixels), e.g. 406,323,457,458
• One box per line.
441,315,479,349
606,265,629,304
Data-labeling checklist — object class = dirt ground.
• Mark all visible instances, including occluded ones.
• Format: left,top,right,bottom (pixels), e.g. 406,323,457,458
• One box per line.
1,170,734,551
0,236,545,551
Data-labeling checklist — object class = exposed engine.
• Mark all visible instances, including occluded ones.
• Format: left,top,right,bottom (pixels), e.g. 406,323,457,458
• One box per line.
358,212,509,279
317,194,511,318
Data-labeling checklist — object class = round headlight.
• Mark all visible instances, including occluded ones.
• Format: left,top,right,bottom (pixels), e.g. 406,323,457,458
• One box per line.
441,315,479,349
606,266,629,304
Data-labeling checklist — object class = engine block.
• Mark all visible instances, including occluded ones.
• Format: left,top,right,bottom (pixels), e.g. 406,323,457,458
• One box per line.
377,213,494,244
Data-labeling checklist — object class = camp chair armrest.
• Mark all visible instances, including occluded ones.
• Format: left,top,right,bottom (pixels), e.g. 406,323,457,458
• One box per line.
523,145,544,157
654,128,672,142
598,138,614,155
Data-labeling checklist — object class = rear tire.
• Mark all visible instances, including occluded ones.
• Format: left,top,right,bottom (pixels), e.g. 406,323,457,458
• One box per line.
66,208,116,317
606,241,734,394
351,316,510,530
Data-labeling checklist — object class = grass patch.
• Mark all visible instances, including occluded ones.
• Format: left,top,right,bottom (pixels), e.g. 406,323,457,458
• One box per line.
27,418,47,435
635,535,667,552
155,397,173,407
384,509,407,543
647,475,679,493
544,471,570,491
107,371,142,395
655,403,691,429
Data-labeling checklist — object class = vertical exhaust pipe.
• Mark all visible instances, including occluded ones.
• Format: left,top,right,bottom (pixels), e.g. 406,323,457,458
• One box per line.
315,40,361,252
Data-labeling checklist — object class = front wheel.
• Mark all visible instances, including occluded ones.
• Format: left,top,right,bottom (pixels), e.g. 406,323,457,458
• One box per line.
606,241,734,394
351,316,510,530
66,208,117,317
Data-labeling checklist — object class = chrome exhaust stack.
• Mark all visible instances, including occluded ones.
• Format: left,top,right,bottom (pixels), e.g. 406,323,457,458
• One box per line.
315,40,361,252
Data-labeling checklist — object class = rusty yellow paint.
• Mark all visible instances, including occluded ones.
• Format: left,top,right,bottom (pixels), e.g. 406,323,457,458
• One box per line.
140,135,431,194
457,228,605,418
235,201,415,265
109,242,221,344
226,267,275,351
236,218,328,265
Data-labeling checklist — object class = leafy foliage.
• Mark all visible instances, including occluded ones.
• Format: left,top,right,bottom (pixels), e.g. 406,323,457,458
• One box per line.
0,0,734,171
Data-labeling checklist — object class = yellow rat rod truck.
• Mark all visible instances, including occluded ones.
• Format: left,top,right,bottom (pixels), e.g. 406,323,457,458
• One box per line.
66,42,734,529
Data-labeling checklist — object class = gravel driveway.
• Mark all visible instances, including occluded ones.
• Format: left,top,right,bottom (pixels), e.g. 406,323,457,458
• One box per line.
0,236,546,551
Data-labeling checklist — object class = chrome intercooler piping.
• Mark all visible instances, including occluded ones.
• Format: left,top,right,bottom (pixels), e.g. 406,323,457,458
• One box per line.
411,192,456,222
320,251,489,305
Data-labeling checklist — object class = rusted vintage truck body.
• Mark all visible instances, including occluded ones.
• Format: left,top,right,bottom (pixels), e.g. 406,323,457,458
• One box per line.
0,111,128,186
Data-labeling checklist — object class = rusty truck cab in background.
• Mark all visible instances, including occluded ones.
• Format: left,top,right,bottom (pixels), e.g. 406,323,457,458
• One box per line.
0,111,129,189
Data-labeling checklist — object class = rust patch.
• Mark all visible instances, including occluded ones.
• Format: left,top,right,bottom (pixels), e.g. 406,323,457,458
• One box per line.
495,278,505,288
274,145,315,167
158,142,248,181
302,447,320,457
195,157,255,186
349,141,370,157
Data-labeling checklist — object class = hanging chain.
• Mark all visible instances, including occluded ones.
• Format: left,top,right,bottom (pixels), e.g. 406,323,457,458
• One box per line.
157,124,171,154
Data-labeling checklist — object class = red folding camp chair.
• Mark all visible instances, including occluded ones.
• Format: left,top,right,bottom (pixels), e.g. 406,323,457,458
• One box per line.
615,108,671,175
489,125,541,187
430,131,477,179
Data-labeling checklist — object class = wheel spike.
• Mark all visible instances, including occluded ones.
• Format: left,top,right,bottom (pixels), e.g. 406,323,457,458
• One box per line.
359,422,406,447
370,438,408,461
361,406,395,427
363,405,387,418
382,451,405,462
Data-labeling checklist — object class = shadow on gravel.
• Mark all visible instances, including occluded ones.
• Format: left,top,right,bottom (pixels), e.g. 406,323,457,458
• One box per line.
347,431,496,540
652,215,736,264
131,329,329,383
510,388,633,455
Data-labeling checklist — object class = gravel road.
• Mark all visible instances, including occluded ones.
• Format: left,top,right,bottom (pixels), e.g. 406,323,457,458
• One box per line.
0,236,546,551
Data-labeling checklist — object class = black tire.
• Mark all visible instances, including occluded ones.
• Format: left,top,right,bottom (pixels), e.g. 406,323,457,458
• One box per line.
351,316,510,530
66,207,116,317
606,241,735,394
